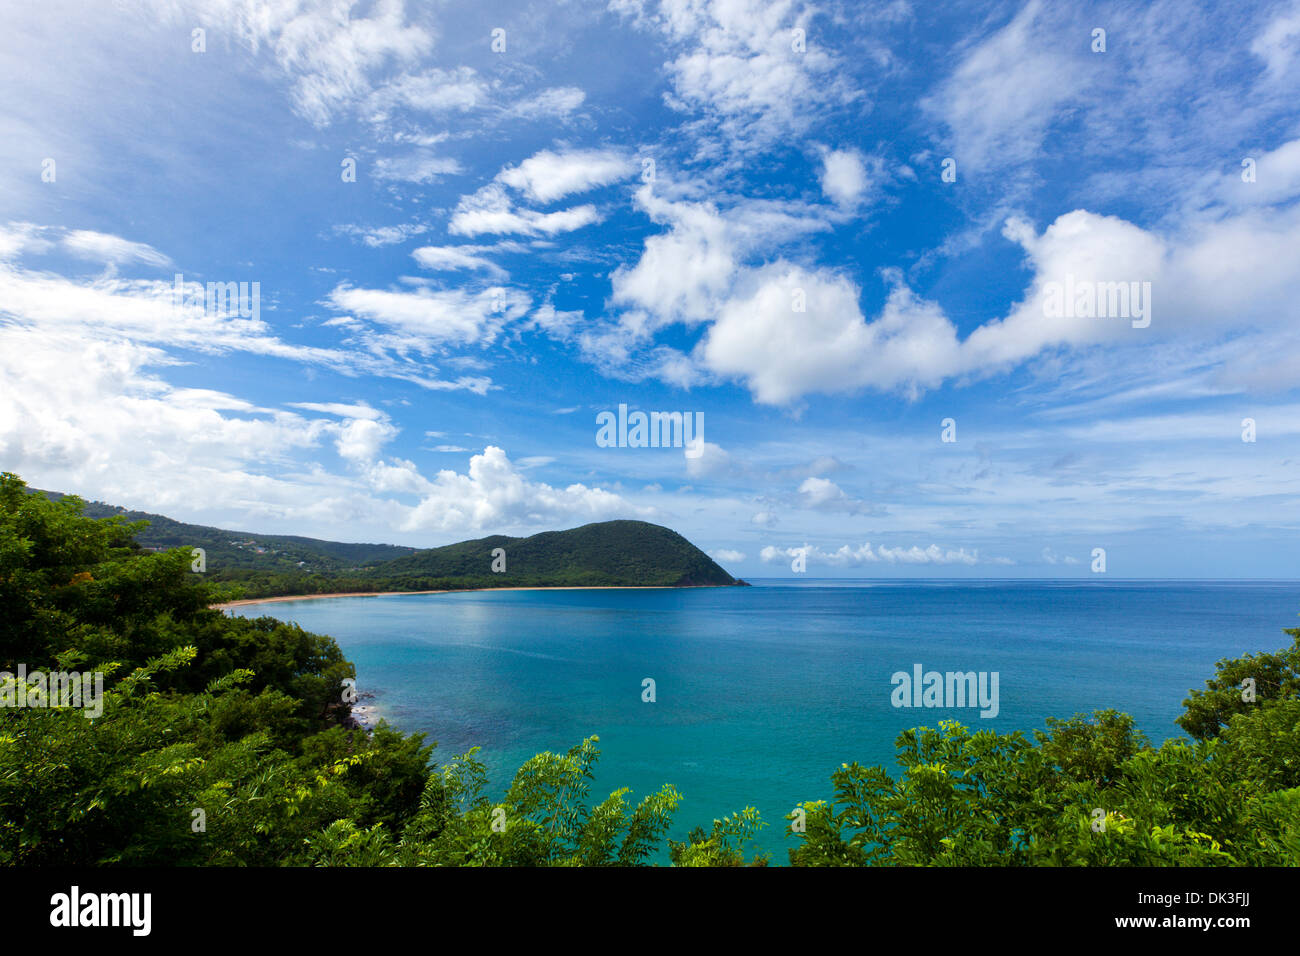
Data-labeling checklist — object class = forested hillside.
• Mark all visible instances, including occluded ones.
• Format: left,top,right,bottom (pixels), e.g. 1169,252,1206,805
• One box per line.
28,489,741,598
367,520,738,588
34,489,416,574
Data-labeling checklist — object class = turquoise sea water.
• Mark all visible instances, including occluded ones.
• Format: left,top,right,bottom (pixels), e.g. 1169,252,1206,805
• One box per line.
231,579,1300,862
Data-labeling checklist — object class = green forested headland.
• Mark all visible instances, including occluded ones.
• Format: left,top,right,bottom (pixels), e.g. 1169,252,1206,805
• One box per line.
31,488,741,597
369,519,739,588
2,475,1297,866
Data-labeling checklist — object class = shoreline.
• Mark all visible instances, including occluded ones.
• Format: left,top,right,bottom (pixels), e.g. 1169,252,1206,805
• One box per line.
211,584,725,610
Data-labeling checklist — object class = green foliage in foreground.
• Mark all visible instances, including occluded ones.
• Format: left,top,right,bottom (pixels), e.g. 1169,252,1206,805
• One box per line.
1,474,1297,866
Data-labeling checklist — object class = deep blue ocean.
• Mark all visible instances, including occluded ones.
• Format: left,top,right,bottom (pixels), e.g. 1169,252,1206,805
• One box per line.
230,579,1300,862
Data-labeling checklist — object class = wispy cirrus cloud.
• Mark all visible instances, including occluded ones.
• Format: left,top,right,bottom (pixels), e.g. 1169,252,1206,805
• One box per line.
335,223,429,247
759,542,982,567
449,183,601,237
411,244,511,279
497,148,636,203
324,282,530,349
612,0,863,154
0,223,504,394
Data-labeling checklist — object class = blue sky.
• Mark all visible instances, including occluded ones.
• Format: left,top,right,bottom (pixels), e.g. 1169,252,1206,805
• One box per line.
2,0,1300,578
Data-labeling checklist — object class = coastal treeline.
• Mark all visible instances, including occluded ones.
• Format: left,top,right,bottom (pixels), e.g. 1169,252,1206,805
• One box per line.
1,475,1297,866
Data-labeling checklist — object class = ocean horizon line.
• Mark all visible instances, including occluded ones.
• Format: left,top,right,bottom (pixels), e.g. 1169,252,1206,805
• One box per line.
745,576,1300,583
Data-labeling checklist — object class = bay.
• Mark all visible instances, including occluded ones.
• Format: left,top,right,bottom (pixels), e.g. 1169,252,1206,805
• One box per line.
230,579,1300,862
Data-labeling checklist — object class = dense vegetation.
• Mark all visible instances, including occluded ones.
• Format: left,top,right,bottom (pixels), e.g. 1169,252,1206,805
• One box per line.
2,474,1297,866
30,490,741,598
367,520,739,589
36,488,417,577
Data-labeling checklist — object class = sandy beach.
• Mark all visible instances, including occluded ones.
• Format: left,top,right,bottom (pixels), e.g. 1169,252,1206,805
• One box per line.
210,584,707,610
